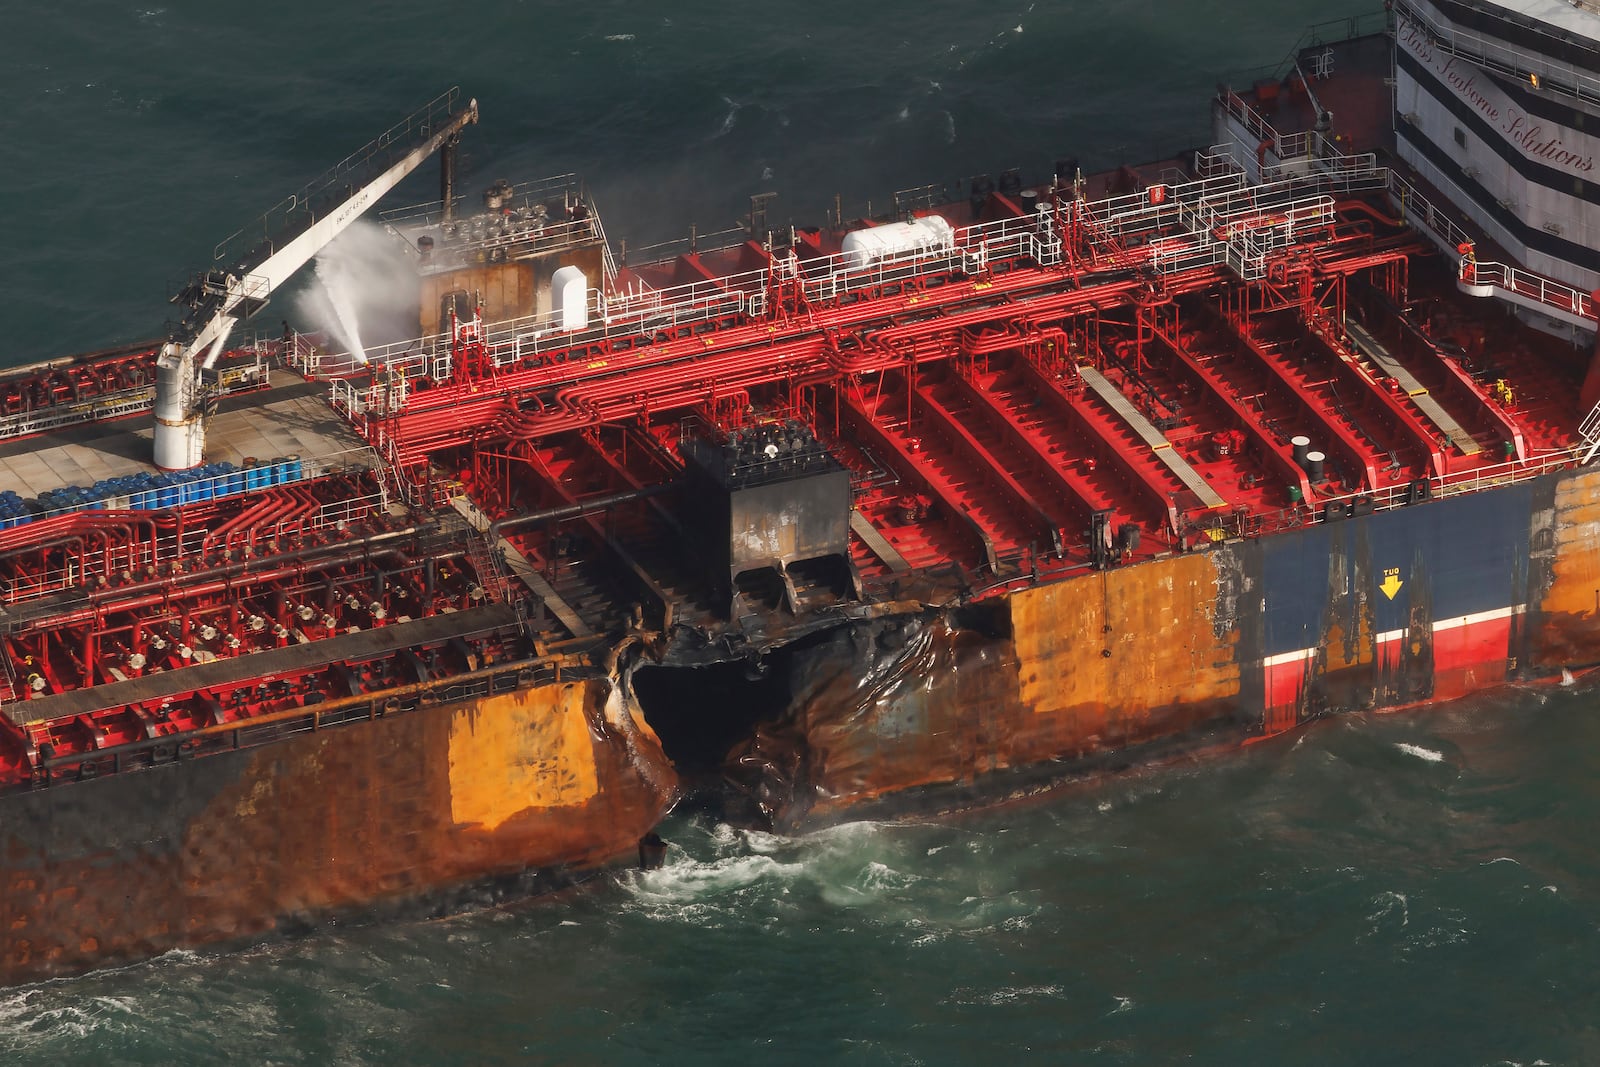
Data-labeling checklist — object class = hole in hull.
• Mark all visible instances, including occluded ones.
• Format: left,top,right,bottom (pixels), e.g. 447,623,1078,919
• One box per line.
631,656,791,775
629,627,844,823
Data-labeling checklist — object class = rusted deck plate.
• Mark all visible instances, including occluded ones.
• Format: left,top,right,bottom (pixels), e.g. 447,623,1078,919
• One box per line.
1078,365,1227,509
0,372,373,498
7,603,519,726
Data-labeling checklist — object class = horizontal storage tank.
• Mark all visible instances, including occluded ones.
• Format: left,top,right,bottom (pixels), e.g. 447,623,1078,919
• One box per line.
840,215,956,271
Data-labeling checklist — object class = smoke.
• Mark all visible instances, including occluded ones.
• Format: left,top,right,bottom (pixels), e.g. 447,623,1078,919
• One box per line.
293,220,419,365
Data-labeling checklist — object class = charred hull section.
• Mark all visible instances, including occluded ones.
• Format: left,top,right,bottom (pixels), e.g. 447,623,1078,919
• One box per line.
641,465,1600,832
713,564,1251,831
0,673,676,985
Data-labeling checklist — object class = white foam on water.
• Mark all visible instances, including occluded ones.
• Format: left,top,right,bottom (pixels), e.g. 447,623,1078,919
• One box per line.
944,984,1064,1006
628,851,793,906
622,817,1044,942
0,989,139,1049
1395,742,1444,763
714,97,741,137
1366,889,1409,934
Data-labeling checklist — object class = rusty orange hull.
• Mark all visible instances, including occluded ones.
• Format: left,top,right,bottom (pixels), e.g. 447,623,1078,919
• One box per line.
0,677,676,985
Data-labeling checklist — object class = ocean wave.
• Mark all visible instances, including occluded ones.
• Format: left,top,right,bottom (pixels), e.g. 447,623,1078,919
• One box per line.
0,989,138,1050
1365,889,1409,934
943,983,1064,1007
618,817,1042,939
628,852,794,905
713,96,741,137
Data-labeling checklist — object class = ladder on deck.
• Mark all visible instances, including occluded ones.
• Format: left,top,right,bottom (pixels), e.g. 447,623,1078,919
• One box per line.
1579,402,1600,465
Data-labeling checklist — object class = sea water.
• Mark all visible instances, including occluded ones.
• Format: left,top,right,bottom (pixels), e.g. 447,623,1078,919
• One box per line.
6,2,1600,1063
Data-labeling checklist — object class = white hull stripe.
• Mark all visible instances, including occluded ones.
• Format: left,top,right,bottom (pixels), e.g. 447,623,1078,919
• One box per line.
1261,605,1523,669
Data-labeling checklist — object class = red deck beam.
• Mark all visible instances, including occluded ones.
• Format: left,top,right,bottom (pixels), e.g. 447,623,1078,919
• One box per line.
1209,311,1381,491
912,380,1070,551
1302,311,1447,477
837,390,998,574
1147,318,1317,505
937,368,1114,536
1015,358,1185,532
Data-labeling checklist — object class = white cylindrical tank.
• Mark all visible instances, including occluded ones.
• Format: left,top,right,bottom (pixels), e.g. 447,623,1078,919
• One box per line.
840,215,955,271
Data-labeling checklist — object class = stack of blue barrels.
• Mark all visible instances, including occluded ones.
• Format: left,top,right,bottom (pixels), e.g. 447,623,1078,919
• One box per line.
13,456,307,523
243,455,305,489
0,490,31,530
37,485,92,513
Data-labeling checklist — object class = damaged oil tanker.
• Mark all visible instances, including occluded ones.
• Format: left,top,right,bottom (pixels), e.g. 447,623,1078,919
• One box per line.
4,1,1600,983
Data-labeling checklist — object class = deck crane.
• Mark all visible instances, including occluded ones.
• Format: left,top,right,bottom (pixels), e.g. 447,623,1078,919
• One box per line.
153,91,479,470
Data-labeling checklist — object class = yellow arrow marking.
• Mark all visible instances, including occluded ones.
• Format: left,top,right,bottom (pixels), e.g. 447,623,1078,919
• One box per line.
1380,567,1403,600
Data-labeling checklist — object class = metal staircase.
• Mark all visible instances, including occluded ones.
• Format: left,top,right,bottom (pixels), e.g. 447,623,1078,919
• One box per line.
1578,403,1600,465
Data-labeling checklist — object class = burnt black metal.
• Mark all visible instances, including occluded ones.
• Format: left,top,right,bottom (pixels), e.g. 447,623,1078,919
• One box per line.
678,426,853,615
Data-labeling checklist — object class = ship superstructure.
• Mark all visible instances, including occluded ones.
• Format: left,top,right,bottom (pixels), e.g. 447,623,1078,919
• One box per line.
1393,0,1599,298
1,9,1599,983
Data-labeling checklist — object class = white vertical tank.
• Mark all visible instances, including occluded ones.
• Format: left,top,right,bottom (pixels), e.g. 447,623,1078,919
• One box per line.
551,265,588,331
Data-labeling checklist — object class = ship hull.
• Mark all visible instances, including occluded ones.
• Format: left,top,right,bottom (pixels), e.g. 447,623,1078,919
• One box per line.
0,676,676,985
5,466,1595,983
728,465,1599,830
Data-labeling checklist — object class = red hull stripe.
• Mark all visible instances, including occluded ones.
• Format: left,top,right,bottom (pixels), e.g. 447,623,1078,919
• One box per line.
1261,606,1520,710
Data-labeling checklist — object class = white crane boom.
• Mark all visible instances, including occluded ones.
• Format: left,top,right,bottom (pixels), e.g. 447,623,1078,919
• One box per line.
153,94,479,470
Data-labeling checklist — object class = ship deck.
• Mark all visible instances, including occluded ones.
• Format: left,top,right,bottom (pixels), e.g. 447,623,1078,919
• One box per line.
6,602,518,728
0,22,1596,792
0,370,373,500
1249,31,1397,156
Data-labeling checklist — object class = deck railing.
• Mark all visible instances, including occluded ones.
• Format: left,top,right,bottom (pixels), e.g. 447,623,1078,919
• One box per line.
1387,169,1598,329
0,350,268,443
0,448,388,605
